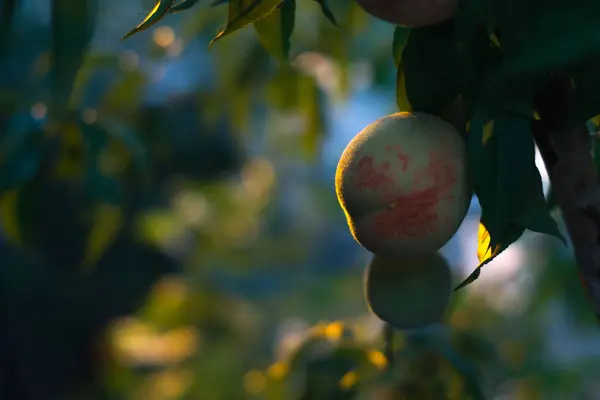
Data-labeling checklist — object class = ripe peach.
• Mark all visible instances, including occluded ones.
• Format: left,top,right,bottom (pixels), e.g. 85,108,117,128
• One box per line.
364,253,452,330
355,0,457,27
335,112,469,260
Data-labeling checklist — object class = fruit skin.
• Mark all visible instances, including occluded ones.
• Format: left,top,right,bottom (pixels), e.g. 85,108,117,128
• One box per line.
355,0,456,27
364,253,452,330
335,112,470,260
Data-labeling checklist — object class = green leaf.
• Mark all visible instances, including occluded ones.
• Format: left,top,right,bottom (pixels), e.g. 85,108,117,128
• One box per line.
121,0,175,40
455,222,524,290
101,119,150,179
168,0,200,13
399,19,460,114
395,63,412,112
0,111,44,195
79,122,123,272
313,0,339,29
433,338,486,400
459,102,563,288
569,57,600,124
80,122,121,203
392,26,411,67
50,0,97,120
491,0,600,82
254,0,295,60
0,0,18,49
209,0,283,47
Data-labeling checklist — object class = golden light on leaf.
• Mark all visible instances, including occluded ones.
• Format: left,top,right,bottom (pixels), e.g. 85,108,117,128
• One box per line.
267,362,289,380
477,222,501,265
136,369,194,400
243,370,267,395
367,350,388,369
110,318,199,367
339,371,359,389
324,321,344,341
309,322,328,337
396,67,412,112
482,119,495,145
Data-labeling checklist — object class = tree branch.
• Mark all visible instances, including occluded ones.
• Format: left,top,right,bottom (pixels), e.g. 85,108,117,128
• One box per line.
533,74,600,320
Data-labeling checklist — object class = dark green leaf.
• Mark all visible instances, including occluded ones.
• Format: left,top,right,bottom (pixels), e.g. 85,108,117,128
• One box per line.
569,57,600,124
101,119,150,179
0,0,18,48
254,0,295,60
80,122,121,204
209,0,283,48
314,0,339,29
121,0,175,40
400,20,460,114
434,340,486,400
168,0,200,13
491,0,600,82
50,0,97,120
392,27,410,67
483,110,562,241
0,111,44,195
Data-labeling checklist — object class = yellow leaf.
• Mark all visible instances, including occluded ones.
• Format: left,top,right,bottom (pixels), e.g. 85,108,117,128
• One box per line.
396,66,412,112
477,222,500,264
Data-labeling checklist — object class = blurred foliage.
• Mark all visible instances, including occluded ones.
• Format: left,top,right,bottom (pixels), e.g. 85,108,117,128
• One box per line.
2,0,600,399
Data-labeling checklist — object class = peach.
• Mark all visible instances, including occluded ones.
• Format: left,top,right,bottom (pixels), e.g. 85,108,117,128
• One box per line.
355,0,457,27
364,253,452,330
335,112,470,260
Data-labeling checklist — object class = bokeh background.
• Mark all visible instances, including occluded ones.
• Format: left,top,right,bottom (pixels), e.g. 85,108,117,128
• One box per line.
2,1,600,399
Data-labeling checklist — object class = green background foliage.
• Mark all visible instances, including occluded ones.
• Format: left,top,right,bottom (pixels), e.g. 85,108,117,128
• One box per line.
2,0,600,398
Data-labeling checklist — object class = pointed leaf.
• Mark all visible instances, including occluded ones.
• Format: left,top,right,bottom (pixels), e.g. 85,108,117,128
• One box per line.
395,65,412,112
400,20,460,114
50,0,97,120
455,222,524,290
314,0,339,29
168,0,200,13
82,203,123,272
254,0,295,60
392,26,410,67
209,0,283,47
121,0,176,40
